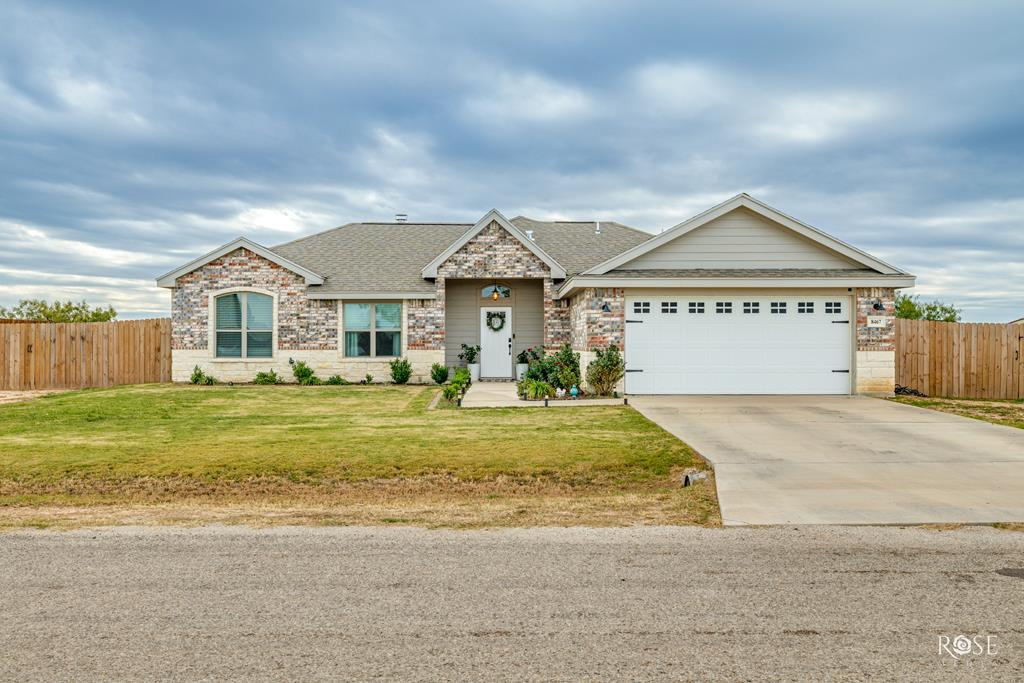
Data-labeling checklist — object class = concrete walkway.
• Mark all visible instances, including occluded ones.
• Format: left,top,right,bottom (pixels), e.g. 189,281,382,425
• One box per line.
630,395,1024,526
460,381,625,408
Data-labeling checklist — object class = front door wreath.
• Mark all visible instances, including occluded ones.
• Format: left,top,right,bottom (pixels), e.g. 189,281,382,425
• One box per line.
486,311,506,332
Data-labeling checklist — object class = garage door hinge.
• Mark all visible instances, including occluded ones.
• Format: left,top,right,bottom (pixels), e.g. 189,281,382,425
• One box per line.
625,319,644,323
832,369,850,373
624,369,643,373
832,320,850,324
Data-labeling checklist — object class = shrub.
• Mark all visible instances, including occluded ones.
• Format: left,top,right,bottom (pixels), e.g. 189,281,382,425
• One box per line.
325,375,349,385
253,370,282,385
552,343,580,389
364,373,374,385
451,367,471,386
458,343,480,365
390,358,412,384
430,362,449,385
518,378,555,400
190,365,216,385
586,345,626,396
291,360,320,386
442,384,460,403
515,349,529,364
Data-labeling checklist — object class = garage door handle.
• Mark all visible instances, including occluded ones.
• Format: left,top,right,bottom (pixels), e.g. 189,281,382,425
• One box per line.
625,319,644,324
625,369,643,373
832,320,850,324
832,369,850,373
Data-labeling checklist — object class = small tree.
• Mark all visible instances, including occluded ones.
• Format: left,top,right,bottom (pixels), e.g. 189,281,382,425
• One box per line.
0,299,117,322
586,345,626,396
894,294,961,322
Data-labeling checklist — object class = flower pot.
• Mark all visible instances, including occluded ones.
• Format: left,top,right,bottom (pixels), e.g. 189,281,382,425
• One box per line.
515,363,528,380
468,363,480,382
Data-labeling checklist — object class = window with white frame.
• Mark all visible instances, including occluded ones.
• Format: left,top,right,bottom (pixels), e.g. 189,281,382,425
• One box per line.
770,302,787,314
344,303,402,357
633,301,651,314
743,302,759,314
215,292,273,358
797,302,814,314
825,301,842,314
661,301,678,314
715,301,733,314
688,302,705,314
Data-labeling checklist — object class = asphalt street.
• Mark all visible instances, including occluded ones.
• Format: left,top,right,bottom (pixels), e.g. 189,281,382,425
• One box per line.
1,525,1022,681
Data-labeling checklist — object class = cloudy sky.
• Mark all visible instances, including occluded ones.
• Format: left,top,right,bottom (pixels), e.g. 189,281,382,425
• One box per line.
1,1,1022,321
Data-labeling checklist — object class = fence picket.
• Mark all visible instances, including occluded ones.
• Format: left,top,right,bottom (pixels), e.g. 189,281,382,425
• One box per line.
896,319,1023,399
0,319,171,390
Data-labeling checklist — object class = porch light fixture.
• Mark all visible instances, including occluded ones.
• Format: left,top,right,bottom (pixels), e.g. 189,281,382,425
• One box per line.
872,300,885,311
491,280,500,301
601,302,611,312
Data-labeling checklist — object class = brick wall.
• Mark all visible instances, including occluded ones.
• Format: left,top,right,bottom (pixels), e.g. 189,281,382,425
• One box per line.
171,248,337,351
855,287,896,351
569,287,625,351
432,220,559,352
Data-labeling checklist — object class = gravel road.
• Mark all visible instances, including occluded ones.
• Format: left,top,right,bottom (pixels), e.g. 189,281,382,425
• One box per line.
1,525,1022,681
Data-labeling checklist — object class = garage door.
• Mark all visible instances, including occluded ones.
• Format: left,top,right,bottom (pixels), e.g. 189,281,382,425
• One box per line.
624,295,852,394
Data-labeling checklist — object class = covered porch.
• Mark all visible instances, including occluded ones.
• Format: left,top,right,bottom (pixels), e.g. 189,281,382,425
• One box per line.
443,278,544,379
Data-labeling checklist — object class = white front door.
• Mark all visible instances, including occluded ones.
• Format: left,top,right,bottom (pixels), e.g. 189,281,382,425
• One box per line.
480,307,513,378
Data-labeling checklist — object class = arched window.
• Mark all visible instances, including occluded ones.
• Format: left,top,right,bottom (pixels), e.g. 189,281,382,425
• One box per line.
215,292,273,358
481,284,512,300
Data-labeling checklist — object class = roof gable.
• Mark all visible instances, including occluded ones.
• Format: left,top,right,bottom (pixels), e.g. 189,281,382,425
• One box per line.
156,237,324,288
584,194,907,276
421,209,567,279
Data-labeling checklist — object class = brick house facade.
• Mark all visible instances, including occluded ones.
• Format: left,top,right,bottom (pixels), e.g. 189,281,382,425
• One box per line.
159,196,914,393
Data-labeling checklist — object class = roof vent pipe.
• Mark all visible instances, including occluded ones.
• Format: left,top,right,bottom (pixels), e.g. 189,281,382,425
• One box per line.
595,221,601,235
395,213,408,223
525,229,535,241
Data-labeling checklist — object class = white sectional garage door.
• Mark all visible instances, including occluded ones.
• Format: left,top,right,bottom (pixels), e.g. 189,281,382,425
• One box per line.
624,295,852,394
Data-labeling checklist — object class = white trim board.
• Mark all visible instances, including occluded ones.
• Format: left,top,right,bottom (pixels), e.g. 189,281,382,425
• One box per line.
583,194,909,276
421,209,567,279
156,237,324,288
557,274,915,299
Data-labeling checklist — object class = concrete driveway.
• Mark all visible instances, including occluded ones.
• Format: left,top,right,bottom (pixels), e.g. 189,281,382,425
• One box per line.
630,395,1024,526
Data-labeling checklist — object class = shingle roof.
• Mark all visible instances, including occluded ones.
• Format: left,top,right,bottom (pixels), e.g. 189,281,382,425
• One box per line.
272,223,470,295
508,218,651,276
269,218,653,296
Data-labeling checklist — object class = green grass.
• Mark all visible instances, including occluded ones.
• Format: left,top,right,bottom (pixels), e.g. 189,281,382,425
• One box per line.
0,384,717,527
0,384,695,483
891,396,1024,430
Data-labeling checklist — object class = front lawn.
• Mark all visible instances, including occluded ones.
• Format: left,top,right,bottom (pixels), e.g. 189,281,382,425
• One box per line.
890,396,1024,430
0,384,717,528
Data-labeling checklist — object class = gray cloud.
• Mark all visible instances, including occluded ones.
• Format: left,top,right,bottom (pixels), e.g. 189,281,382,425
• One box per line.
0,0,1021,321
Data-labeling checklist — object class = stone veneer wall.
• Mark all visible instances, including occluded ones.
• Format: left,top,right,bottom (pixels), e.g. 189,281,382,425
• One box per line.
568,287,625,351
433,220,567,352
854,287,897,395
171,248,336,351
568,287,626,394
170,247,442,383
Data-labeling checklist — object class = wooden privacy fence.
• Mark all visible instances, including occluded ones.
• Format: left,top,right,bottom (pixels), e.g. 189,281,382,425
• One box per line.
0,318,171,391
896,318,1024,399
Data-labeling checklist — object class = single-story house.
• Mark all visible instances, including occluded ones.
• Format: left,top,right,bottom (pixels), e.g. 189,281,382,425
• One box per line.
157,193,915,394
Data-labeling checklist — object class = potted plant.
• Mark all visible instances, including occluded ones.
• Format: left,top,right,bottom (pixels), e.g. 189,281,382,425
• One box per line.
515,349,529,380
459,343,481,382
